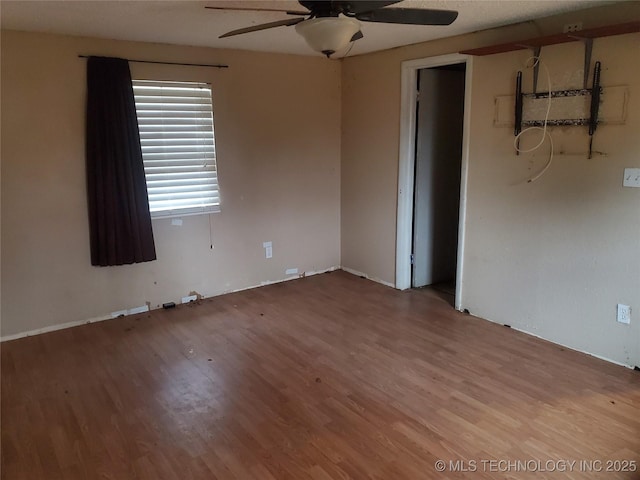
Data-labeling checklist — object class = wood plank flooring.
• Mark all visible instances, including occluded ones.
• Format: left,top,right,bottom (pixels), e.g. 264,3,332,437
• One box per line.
2,270,639,479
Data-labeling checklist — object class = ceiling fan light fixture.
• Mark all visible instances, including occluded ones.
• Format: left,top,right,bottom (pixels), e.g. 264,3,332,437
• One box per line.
295,17,360,57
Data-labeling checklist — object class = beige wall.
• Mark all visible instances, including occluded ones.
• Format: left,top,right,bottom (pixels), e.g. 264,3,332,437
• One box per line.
1,31,341,337
341,4,640,367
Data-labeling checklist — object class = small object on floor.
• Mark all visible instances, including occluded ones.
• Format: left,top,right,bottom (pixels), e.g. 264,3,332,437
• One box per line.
163,302,176,309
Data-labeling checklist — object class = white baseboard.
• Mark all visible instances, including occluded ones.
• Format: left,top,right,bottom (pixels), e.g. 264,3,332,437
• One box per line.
233,265,339,292
460,311,634,370
1,313,114,342
0,267,634,369
0,266,341,342
8,265,630,370
507,324,634,370
340,267,395,288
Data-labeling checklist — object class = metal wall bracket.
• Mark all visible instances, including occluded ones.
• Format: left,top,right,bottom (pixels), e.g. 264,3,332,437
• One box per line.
515,71,523,156
515,45,543,93
568,36,594,89
532,46,542,94
588,61,602,159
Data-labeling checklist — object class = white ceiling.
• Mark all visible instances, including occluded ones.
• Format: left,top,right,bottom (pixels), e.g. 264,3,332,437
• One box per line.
0,0,613,57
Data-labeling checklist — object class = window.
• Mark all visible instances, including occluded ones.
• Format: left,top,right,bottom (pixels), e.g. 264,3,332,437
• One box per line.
132,80,220,218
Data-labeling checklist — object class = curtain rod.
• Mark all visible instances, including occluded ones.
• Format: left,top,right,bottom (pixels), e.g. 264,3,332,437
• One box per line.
78,55,228,69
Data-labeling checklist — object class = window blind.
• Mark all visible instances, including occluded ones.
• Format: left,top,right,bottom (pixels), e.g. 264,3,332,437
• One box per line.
132,80,220,218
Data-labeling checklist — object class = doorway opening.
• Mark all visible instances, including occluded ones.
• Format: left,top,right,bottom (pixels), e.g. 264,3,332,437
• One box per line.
395,54,472,311
411,63,466,304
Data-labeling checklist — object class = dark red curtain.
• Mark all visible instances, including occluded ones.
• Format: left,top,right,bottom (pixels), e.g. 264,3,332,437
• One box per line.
86,56,156,266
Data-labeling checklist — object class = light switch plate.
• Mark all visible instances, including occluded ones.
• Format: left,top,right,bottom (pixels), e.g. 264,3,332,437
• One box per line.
623,168,640,187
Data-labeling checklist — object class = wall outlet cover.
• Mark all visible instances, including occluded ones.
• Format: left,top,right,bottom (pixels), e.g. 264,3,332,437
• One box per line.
616,304,631,324
562,22,583,33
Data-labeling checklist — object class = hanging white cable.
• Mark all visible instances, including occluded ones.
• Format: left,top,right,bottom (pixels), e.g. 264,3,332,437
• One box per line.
514,56,554,183
523,127,554,183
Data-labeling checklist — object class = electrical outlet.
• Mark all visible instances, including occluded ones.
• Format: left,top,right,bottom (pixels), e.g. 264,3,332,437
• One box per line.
617,304,631,324
563,22,583,33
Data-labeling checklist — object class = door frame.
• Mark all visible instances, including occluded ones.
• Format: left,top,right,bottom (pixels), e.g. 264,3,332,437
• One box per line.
395,53,473,311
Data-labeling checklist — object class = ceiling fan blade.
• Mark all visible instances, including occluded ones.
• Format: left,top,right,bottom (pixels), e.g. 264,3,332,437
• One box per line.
219,17,305,38
351,30,364,42
355,8,458,26
205,6,309,16
343,1,402,14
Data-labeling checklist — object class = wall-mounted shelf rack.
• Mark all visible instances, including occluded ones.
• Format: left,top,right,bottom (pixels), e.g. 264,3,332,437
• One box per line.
461,22,639,160
461,22,639,91
460,22,639,57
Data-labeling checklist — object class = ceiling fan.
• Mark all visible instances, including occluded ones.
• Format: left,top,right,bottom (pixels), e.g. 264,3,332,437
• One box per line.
207,1,459,58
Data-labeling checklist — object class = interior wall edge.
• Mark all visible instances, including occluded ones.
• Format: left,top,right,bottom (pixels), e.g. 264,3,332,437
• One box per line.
340,267,396,288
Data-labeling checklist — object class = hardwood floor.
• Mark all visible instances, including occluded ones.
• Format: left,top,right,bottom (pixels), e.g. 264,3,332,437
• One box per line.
2,271,639,479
